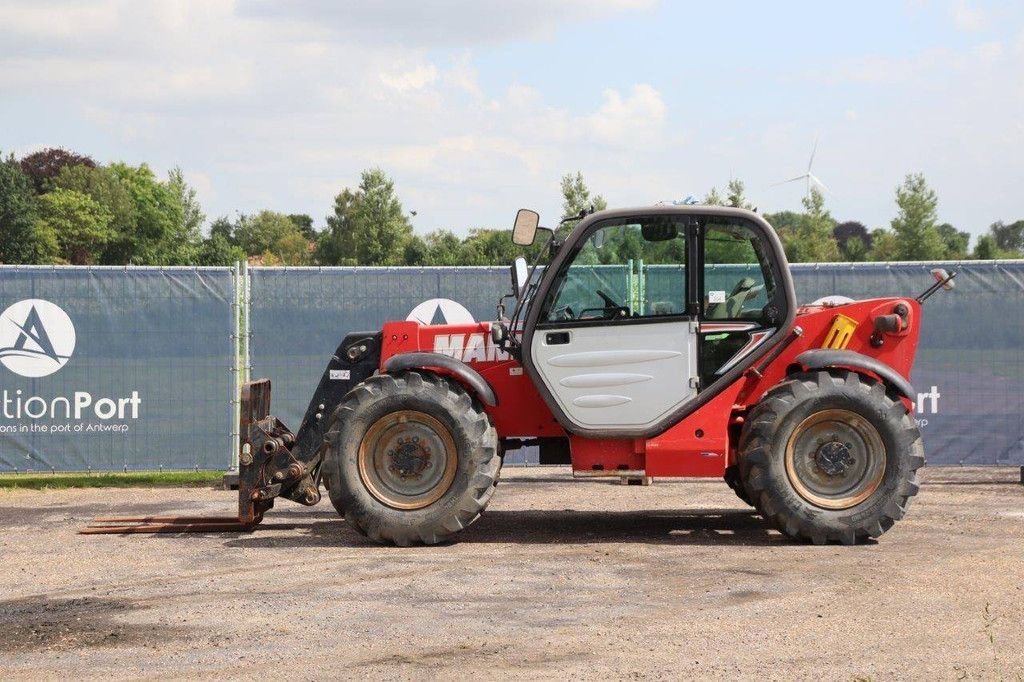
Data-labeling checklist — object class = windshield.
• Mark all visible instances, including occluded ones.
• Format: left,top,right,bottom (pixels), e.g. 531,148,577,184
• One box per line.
539,217,689,322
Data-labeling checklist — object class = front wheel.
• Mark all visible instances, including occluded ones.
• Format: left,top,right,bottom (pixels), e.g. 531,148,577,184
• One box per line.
325,371,500,546
723,465,753,507
738,370,924,545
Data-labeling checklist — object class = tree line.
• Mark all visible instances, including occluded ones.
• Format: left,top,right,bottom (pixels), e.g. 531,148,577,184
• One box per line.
1,147,1021,267
709,176,1020,263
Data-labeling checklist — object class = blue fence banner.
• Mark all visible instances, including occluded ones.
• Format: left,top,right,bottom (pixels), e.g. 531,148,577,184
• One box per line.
3,261,1020,471
0,266,235,472
250,263,1024,467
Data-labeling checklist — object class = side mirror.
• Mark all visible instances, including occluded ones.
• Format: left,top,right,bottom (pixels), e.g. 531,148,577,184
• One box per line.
490,321,507,345
513,209,539,246
930,268,956,290
511,257,529,298
917,268,958,303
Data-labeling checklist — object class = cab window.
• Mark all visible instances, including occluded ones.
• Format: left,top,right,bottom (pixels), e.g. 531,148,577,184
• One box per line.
542,217,688,322
703,221,775,322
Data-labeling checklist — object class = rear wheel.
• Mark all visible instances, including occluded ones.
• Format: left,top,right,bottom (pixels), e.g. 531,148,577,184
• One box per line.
325,371,499,546
738,370,924,545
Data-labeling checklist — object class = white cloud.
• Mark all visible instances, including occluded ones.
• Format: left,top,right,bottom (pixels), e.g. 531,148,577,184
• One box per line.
4,0,1020,238
834,49,948,84
0,0,668,232
237,0,656,47
384,134,549,179
0,0,120,39
950,0,986,32
972,41,1004,60
586,84,667,145
443,51,483,99
380,63,439,93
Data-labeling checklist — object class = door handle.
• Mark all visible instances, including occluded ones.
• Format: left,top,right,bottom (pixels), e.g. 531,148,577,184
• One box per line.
545,331,570,345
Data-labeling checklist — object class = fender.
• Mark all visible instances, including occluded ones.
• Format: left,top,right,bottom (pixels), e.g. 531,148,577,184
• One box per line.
383,352,499,407
794,349,915,401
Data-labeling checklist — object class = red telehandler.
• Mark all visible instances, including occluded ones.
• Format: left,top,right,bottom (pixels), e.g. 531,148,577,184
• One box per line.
86,205,955,545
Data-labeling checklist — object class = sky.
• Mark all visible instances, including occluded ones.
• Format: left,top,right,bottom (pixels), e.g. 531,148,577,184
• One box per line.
1,0,1022,240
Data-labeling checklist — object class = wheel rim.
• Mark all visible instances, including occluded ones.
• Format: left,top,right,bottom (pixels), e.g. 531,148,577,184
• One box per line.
784,409,886,510
358,410,458,510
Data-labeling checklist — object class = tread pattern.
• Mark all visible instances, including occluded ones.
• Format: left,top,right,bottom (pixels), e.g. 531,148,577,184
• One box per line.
723,465,754,506
324,371,499,546
738,370,925,545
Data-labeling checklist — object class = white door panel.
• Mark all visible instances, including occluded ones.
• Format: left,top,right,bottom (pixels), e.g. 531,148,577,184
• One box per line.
531,320,698,430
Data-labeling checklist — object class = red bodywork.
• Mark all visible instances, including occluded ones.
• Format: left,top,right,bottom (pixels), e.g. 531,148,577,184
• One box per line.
378,297,921,479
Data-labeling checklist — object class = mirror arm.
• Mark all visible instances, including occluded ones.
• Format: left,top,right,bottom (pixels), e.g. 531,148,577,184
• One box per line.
500,224,558,362
547,237,562,258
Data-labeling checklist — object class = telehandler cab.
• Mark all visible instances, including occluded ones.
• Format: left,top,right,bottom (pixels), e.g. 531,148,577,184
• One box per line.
89,205,954,544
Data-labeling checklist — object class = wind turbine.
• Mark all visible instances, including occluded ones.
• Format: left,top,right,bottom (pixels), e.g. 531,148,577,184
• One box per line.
772,137,832,198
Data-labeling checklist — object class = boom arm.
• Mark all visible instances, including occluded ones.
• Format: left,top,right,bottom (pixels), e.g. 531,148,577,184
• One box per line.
238,331,383,522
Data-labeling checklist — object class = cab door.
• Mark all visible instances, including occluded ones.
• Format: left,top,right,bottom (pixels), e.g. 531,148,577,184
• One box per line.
525,215,698,434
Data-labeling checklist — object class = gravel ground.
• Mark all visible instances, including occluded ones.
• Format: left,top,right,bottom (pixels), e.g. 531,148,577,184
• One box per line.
0,466,1022,680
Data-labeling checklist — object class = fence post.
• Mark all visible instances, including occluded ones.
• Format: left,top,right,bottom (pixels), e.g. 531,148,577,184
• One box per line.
229,261,241,474
243,259,251,385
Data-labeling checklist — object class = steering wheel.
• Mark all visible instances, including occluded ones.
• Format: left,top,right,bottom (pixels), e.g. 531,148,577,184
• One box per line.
578,289,631,319
596,289,621,309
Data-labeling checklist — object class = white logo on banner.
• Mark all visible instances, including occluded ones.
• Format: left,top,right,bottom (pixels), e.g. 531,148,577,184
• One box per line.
406,298,475,326
0,299,76,378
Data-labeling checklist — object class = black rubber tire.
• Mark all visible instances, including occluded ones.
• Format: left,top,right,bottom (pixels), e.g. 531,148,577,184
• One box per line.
738,370,924,545
325,371,500,546
724,465,754,506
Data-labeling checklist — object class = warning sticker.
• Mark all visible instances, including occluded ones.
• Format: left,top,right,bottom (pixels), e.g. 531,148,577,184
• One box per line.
708,290,726,304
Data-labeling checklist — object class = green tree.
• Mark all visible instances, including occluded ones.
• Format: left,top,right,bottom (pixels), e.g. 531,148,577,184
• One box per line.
833,221,872,260
20,147,95,193
559,171,607,236
235,210,309,264
725,178,753,210
196,233,246,266
0,153,40,264
778,188,839,262
274,230,312,265
209,216,237,244
351,168,412,265
459,228,523,265
36,188,114,264
869,228,900,261
973,234,1008,260
317,187,360,265
423,230,464,265
936,222,970,260
891,173,944,261
703,187,724,206
288,214,316,240
107,163,185,265
30,219,61,264
763,210,802,254
51,165,136,256
165,168,204,264
843,236,869,262
317,169,412,266
403,234,429,265
987,220,1024,255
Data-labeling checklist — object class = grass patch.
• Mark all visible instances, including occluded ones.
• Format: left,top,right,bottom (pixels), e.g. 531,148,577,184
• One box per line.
0,471,225,490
